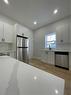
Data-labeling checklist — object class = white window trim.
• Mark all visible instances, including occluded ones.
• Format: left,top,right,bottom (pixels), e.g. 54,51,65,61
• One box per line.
45,32,56,48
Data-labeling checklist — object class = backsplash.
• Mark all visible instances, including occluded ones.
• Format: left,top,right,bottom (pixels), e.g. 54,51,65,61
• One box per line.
0,43,13,52
56,43,70,50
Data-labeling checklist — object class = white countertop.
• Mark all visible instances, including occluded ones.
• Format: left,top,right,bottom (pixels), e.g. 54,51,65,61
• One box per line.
41,48,71,52
0,50,16,53
0,56,65,95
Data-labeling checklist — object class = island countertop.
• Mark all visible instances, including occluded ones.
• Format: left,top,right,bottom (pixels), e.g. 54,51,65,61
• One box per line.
0,56,65,95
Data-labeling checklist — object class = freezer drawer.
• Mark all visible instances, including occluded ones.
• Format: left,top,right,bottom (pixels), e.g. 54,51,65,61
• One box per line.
55,52,69,69
17,47,29,63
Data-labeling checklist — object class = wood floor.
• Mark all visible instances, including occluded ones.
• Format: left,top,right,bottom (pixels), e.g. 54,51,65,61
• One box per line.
29,58,71,95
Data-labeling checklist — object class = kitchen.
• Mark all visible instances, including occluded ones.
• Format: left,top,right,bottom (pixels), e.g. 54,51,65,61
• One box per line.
0,0,71,95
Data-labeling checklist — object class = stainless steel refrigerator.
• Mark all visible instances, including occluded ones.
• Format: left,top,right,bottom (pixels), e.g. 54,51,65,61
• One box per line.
16,35,29,63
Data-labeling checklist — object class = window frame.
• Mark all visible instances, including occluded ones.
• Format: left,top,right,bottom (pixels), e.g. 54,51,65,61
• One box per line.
45,32,56,48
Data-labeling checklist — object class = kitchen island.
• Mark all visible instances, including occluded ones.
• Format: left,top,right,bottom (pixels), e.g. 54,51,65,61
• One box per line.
0,56,64,95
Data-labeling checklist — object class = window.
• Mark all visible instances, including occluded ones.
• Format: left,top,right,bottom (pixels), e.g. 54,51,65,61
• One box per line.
45,33,56,48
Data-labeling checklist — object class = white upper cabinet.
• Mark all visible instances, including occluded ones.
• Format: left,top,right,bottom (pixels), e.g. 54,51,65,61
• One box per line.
0,21,14,43
0,21,3,42
4,23,13,43
56,20,69,44
62,23,69,43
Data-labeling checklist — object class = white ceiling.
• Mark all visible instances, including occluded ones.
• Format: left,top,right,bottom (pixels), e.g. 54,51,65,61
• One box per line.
0,0,70,30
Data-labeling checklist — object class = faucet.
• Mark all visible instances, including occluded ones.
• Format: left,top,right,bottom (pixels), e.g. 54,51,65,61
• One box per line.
49,44,51,50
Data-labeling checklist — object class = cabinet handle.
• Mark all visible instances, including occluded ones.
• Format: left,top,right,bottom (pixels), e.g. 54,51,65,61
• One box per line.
2,38,5,42
61,40,63,43
2,38,3,41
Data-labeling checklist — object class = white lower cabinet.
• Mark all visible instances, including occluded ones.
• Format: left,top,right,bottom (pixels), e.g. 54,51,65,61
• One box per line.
10,51,16,58
47,52,55,65
41,51,48,63
41,51,55,65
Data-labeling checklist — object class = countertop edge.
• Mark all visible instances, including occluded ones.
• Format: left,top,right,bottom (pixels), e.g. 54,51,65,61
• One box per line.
41,49,71,52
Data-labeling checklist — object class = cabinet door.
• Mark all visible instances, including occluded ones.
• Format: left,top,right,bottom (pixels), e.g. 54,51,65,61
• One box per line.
62,23,69,43
4,23,13,43
56,29,62,43
47,52,54,65
10,52,16,58
0,21,3,42
41,51,48,63
56,22,69,44
47,52,51,64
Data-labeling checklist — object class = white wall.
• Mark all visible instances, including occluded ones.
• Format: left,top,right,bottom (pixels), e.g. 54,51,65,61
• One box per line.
33,17,70,59
0,14,15,25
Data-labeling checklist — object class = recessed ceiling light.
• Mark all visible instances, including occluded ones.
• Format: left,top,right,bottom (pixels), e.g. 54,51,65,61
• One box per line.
55,89,59,94
3,0,9,4
34,21,37,25
53,9,58,14
33,76,37,80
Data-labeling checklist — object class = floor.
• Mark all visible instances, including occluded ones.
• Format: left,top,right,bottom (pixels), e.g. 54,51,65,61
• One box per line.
29,58,71,95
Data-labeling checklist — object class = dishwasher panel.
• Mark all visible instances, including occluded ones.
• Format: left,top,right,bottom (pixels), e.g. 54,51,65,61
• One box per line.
55,52,69,69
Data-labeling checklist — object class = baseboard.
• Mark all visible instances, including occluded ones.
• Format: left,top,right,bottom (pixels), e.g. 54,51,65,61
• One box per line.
55,65,69,70
40,59,47,64
31,56,41,60
31,57,52,65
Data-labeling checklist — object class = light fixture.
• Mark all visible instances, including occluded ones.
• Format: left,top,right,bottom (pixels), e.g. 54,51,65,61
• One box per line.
3,0,9,4
53,9,58,14
33,76,37,80
55,89,59,94
34,21,37,25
